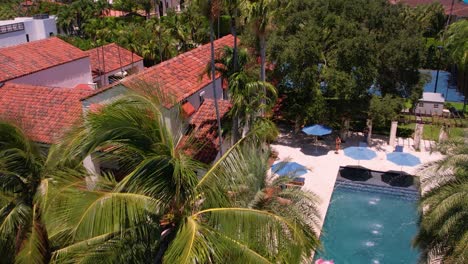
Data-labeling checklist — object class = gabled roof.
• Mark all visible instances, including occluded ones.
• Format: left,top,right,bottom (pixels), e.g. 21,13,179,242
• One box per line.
0,37,89,83
0,83,91,144
421,92,445,103
122,34,235,107
181,99,232,164
86,43,143,78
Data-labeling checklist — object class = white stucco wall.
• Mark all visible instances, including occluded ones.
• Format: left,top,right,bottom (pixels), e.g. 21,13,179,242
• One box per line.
186,78,223,111
10,57,93,88
0,30,27,47
81,84,129,110
0,16,57,47
415,101,444,115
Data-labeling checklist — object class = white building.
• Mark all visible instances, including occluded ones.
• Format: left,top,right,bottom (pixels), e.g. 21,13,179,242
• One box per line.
415,92,445,116
0,15,57,48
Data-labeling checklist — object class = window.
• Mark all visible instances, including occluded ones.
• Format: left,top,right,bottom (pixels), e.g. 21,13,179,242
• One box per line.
25,34,29,42
49,32,54,36
418,102,424,107
434,104,439,108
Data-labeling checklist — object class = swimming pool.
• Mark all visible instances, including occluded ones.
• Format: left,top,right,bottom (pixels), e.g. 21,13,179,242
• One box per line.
315,180,420,264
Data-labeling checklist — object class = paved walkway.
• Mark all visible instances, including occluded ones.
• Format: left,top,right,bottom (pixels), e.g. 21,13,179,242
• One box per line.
271,131,443,236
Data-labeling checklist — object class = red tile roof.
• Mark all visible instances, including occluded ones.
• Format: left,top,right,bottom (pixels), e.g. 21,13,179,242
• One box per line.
392,0,468,17
180,99,232,164
0,83,91,144
122,35,235,107
86,43,143,78
0,37,89,83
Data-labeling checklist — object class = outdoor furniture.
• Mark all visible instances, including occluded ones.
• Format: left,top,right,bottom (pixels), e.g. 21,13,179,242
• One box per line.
386,152,421,170
344,146,377,165
395,145,404,152
302,124,332,153
271,162,308,177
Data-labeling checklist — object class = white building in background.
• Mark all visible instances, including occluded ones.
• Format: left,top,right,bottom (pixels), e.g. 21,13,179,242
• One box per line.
0,14,57,48
415,92,446,116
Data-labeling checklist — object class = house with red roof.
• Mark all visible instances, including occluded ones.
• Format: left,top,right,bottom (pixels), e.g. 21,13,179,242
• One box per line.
81,35,235,163
0,37,93,88
86,43,144,87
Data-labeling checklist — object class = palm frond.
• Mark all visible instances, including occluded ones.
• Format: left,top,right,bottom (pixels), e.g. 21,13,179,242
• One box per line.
15,204,50,264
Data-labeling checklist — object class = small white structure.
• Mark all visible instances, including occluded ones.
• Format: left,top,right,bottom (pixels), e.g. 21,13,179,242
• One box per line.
415,92,445,116
0,15,57,48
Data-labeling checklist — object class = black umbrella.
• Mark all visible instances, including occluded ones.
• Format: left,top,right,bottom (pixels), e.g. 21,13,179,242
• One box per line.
381,171,415,187
339,166,372,182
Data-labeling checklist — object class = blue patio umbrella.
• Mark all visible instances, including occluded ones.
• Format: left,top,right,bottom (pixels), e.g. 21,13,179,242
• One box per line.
302,124,332,153
302,124,333,136
386,152,421,167
271,161,308,178
344,146,377,165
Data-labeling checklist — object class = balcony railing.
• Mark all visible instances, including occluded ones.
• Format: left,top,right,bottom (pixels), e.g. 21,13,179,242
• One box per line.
0,22,25,35
33,14,49,19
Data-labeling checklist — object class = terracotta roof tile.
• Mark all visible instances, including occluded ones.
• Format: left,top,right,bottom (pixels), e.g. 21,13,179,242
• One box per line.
180,99,232,164
0,83,91,144
0,37,88,83
86,43,143,78
122,35,235,107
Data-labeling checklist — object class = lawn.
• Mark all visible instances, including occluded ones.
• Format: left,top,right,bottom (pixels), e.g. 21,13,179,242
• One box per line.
446,102,468,115
399,123,465,141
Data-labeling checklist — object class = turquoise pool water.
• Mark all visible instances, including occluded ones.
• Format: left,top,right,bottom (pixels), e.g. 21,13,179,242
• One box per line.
315,181,420,264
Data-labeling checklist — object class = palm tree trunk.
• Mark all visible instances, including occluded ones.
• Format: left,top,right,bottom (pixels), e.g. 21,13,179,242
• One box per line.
209,11,224,156
260,35,266,116
117,46,124,77
231,8,238,73
232,116,239,144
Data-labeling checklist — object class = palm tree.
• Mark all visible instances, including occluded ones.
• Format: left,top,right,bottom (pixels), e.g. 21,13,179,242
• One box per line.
229,71,277,137
48,93,318,263
414,136,468,263
445,20,468,112
198,0,224,155
0,122,82,263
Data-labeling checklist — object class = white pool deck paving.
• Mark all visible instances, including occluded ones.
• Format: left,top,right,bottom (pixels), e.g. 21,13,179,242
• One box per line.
270,131,444,237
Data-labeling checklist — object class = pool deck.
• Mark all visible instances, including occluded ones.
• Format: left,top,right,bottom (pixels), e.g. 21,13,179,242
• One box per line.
271,131,443,237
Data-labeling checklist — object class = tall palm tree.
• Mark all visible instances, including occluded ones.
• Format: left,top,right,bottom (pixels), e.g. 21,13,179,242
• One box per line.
414,136,468,263
48,93,318,263
0,122,82,263
198,0,224,155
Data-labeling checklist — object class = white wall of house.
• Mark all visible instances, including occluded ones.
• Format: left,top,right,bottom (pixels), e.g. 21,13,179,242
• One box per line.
93,60,145,87
0,16,57,48
415,101,444,115
81,84,129,110
186,78,223,111
10,57,93,88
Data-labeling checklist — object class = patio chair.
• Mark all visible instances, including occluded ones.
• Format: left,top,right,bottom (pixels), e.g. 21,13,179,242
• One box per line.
395,145,404,152
359,142,368,147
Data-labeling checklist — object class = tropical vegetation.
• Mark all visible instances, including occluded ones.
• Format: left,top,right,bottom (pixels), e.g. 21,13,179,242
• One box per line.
0,92,320,263
415,135,468,264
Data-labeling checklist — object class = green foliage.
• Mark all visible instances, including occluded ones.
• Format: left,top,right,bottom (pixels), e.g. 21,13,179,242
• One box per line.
45,92,319,263
269,0,426,127
415,137,468,263
445,20,468,101
0,0,21,20
368,95,404,128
